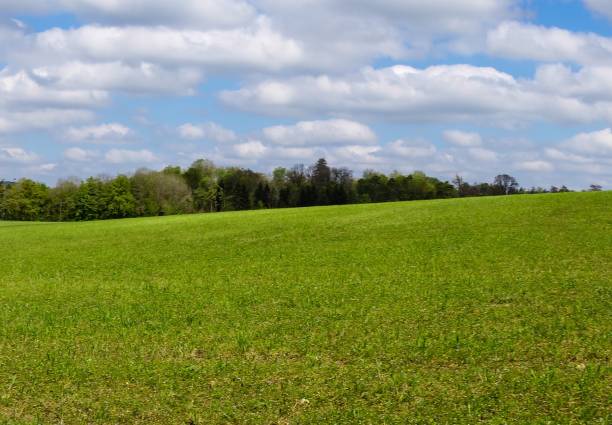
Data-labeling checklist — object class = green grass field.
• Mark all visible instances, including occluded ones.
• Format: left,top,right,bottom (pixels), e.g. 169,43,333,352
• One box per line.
1,193,610,424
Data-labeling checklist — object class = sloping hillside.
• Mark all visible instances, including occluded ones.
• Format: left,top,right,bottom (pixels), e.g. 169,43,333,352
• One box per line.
0,193,610,424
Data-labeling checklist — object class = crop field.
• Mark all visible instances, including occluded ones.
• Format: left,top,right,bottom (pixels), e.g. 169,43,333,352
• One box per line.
0,193,610,424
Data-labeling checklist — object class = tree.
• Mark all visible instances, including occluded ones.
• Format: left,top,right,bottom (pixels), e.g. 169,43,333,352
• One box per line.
452,175,466,197
131,169,193,216
310,158,331,204
0,179,50,221
106,175,137,218
493,174,519,195
589,184,603,192
183,159,215,191
48,178,80,221
74,177,107,221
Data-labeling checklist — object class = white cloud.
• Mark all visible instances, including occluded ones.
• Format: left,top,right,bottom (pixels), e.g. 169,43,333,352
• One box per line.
64,147,98,161
233,140,268,158
332,145,383,165
0,68,108,108
532,64,612,102
584,0,612,21
0,147,39,163
443,130,482,147
61,0,256,28
563,128,612,155
487,21,612,66
20,18,303,73
32,61,202,95
253,0,518,67
0,109,94,134
387,139,437,158
65,123,131,143
542,129,612,178
0,68,101,134
178,122,237,143
0,0,256,28
222,64,612,125
38,163,58,172
515,160,554,172
105,148,157,164
263,119,376,146
468,148,498,162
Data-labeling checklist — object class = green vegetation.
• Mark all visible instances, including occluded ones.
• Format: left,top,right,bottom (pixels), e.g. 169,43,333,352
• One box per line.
2,157,579,223
1,193,610,424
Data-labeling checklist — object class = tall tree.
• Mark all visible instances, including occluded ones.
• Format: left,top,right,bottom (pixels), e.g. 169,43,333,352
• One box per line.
493,174,519,195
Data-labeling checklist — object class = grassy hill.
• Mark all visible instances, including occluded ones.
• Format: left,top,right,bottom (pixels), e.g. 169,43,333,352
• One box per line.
0,193,610,424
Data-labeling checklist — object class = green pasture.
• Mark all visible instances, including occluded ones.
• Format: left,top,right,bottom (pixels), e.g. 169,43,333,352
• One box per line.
0,193,610,423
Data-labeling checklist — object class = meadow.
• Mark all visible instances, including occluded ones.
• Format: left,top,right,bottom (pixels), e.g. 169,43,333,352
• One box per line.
0,192,610,424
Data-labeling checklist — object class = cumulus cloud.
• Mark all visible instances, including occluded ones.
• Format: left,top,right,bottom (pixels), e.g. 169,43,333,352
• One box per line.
584,0,612,21
262,119,377,146
487,21,612,66
0,0,256,29
386,139,437,158
0,68,102,133
253,0,518,66
105,148,157,164
15,18,303,73
233,140,268,158
0,147,39,163
562,128,612,155
178,122,237,143
443,130,482,147
64,147,98,161
65,123,131,144
0,109,94,134
38,163,57,172
0,68,107,108
221,64,612,125
31,61,202,95
542,129,612,179
515,160,554,172
468,148,498,162
62,0,255,28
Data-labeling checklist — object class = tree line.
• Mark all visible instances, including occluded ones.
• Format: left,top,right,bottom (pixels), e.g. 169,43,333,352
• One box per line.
0,158,590,222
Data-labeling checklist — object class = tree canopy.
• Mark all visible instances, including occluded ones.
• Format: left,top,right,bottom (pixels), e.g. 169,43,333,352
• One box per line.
0,159,577,222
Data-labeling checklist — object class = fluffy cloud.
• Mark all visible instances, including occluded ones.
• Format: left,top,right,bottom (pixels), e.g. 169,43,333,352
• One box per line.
514,160,554,172
0,109,94,134
0,68,107,108
64,147,98,161
0,0,256,29
31,61,202,95
487,21,612,66
468,148,498,162
15,18,303,73
562,128,612,155
0,147,39,163
62,0,255,28
584,0,612,21
65,123,131,143
104,148,157,164
253,0,518,66
178,122,237,143
263,119,376,146
542,129,612,179
386,139,437,158
443,130,482,147
232,140,269,159
0,68,102,133
222,64,612,125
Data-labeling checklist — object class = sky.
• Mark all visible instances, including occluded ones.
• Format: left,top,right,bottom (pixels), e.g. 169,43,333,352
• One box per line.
0,0,611,189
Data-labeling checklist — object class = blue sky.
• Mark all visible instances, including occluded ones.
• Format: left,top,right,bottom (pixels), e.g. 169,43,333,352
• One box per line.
0,0,611,189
